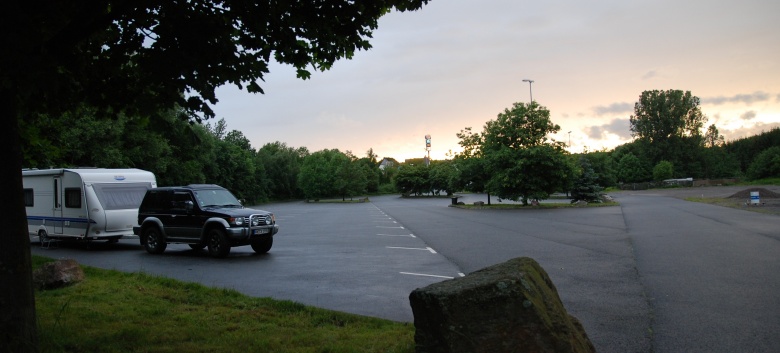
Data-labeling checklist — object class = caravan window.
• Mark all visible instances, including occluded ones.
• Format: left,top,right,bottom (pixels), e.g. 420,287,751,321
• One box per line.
93,183,152,210
65,188,82,208
24,189,33,207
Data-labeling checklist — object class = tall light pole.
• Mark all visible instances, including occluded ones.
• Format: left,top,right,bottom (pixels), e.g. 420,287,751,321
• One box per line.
522,79,534,102
568,131,571,147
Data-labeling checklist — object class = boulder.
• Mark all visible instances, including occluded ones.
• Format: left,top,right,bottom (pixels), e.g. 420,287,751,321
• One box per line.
409,257,595,353
473,201,485,206
33,259,85,290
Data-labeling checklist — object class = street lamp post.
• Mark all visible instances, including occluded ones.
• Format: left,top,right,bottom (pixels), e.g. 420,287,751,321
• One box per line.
568,131,571,147
522,79,534,102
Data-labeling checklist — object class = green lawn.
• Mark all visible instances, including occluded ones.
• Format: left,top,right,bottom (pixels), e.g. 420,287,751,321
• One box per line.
32,256,415,353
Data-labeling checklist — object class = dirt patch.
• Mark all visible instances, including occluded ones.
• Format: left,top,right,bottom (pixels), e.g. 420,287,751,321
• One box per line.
727,187,780,199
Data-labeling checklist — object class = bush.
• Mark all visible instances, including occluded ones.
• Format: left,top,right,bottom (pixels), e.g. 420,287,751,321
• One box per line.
746,146,780,180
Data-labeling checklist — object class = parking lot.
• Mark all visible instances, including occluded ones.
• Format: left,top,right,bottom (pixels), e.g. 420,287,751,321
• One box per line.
31,189,780,353
32,199,464,322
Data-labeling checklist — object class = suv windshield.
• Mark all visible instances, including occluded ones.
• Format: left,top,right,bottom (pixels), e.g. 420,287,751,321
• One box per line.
193,189,242,208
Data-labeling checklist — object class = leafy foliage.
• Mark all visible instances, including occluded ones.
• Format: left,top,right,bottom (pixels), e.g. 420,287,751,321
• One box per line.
653,161,674,181
394,163,430,196
298,149,369,200
617,153,647,183
480,102,574,205
571,157,603,203
746,146,780,180
629,90,707,177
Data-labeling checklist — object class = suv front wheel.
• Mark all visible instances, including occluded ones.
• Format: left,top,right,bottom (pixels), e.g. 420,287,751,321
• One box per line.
251,237,273,254
207,228,231,258
143,226,167,254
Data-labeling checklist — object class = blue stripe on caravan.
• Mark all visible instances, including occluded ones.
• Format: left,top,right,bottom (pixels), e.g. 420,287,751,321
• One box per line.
26,216,97,224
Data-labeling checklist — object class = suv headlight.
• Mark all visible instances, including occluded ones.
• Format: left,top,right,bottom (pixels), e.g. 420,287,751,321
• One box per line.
229,217,244,226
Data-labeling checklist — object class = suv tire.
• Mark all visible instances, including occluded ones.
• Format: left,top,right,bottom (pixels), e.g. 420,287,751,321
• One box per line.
143,226,167,254
207,228,231,258
251,238,273,254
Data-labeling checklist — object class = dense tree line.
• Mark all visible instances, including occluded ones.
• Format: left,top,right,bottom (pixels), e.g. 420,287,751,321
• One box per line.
21,108,388,204
21,91,778,206
587,90,779,185
394,90,779,202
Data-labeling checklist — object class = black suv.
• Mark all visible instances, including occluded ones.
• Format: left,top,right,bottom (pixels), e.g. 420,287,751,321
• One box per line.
134,184,279,257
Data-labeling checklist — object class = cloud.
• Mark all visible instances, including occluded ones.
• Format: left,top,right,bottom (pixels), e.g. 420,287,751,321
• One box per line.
592,102,633,116
702,91,771,105
642,70,657,80
722,121,780,141
586,118,632,140
740,111,757,120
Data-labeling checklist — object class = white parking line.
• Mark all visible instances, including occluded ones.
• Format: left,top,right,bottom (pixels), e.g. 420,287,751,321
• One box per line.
377,225,405,229
387,246,437,254
400,272,454,279
377,233,416,238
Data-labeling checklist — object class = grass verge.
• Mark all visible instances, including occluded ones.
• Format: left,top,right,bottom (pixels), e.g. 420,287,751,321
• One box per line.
32,255,414,353
683,197,780,216
453,201,620,210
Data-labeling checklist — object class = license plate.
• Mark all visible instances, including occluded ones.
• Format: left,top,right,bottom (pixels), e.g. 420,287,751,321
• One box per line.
253,228,270,235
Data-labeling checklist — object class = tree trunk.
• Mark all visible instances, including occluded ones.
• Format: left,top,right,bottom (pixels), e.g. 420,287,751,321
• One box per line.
0,99,39,352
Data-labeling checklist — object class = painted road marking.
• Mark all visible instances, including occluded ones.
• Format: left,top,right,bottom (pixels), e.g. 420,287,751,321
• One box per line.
377,233,416,238
377,225,405,229
400,272,454,279
387,246,437,254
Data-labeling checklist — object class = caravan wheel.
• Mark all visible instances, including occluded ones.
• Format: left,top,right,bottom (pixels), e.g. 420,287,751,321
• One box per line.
38,230,49,243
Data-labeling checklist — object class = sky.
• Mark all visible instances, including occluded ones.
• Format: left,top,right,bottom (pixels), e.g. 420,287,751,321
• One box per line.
212,0,780,162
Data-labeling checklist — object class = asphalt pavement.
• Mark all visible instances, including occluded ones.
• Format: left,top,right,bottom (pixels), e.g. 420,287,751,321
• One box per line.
31,190,780,352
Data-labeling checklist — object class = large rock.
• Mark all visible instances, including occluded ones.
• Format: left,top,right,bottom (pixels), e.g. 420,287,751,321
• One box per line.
33,259,85,290
409,257,595,353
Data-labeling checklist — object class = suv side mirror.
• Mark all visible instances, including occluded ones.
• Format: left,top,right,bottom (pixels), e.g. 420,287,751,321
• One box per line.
183,200,194,211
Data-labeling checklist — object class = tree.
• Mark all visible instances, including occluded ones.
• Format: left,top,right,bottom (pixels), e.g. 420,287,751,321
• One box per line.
703,124,725,148
256,142,309,200
630,90,707,143
480,102,574,205
724,128,780,173
571,157,603,203
746,146,780,180
298,149,343,201
1,1,429,350
452,127,493,203
395,163,430,196
357,149,381,193
582,151,617,188
428,160,458,196
617,153,648,183
653,161,674,182
628,89,707,177
701,147,741,179
335,151,368,201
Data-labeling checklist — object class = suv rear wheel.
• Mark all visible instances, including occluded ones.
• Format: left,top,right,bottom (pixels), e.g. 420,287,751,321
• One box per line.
143,227,167,254
207,228,231,258
251,237,273,254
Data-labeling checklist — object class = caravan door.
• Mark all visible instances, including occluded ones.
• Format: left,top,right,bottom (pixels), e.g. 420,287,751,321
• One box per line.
53,177,63,234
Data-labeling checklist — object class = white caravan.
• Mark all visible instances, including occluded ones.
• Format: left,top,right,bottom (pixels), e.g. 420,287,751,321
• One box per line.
23,168,157,242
